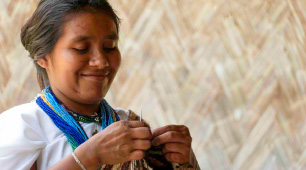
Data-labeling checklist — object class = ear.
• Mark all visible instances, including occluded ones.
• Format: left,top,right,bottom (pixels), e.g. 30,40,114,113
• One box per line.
35,55,50,69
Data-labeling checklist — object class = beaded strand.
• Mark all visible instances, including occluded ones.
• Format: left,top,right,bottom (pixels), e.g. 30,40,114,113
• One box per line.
36,86,120,150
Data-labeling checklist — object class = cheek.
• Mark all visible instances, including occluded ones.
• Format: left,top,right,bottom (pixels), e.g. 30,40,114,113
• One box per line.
51,51,86,82
110,52,121,71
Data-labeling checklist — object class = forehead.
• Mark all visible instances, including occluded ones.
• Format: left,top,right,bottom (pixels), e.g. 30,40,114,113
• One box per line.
60,12,118,41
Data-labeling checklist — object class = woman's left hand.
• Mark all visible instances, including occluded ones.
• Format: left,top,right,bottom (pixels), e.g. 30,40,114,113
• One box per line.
152,125,192,164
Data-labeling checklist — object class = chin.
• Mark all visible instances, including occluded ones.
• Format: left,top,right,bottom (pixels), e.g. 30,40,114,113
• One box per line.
78,84,110,103
79,97,102,105
81,92,106,104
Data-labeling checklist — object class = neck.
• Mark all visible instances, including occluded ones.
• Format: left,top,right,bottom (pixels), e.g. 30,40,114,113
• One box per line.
49,86,100,116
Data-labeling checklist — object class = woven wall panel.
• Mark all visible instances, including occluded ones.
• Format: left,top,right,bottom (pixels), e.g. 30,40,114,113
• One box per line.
0,0,305,169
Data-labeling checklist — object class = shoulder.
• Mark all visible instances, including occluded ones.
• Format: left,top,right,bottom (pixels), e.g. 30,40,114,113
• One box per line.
1,101,42,118
0,101,47,169
0,101,47,141
0,101,47,130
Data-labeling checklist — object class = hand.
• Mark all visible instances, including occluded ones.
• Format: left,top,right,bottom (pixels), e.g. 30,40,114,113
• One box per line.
152,125,192,164
77,120,152,167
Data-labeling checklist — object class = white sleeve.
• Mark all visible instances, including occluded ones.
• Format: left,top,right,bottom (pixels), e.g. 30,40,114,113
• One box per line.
114,107,130,121
0,106,46,170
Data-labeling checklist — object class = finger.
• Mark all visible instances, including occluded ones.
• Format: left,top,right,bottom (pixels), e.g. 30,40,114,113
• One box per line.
129,150,146,161
165,152,189,164
152,131,192,146
152,125,189,138
162,143,190,155
130,127,152,139
127,121,147,128
180,126,191,136
132,139,152,150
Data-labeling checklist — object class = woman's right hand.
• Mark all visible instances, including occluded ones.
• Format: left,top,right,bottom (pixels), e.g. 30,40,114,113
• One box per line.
75,120,152,168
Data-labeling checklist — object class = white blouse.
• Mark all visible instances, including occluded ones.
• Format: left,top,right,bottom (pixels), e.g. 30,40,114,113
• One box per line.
0,101,130,170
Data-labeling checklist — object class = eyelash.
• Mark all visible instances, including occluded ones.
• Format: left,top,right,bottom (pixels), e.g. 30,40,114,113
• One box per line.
73,48,89,54
74,46,117,54
104,46,117,52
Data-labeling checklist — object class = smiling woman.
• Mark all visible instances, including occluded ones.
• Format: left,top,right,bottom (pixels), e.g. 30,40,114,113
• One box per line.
37,12,121,113
0,0,199,170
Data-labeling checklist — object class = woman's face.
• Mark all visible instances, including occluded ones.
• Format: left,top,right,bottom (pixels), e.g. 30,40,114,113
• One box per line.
40,12,121,105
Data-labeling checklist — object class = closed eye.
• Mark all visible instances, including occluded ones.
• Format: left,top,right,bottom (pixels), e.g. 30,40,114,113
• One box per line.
104,46,117,53
73,47,89,54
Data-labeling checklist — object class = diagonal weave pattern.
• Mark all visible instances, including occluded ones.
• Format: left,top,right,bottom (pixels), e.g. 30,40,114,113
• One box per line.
0,0,306,169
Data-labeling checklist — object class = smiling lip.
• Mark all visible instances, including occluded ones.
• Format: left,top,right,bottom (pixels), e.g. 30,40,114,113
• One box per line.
81,72,111,81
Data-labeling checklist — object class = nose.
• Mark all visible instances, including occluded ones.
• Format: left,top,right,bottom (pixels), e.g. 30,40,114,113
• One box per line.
89,49,109,69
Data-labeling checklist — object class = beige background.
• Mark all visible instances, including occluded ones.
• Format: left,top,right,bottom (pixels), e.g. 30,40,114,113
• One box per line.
1,0,306,169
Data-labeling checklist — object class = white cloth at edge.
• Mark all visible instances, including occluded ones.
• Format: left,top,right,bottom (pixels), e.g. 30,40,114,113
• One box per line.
0,101,130,170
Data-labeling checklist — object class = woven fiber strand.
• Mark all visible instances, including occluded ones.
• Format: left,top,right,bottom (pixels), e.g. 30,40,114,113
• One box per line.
1,0,306,169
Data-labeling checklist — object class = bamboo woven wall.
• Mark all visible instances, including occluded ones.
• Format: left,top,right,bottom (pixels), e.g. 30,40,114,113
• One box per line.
1,0,306,169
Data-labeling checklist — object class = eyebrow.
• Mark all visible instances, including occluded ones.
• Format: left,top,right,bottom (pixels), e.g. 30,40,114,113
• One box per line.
71,33,119,42
105,33,119,40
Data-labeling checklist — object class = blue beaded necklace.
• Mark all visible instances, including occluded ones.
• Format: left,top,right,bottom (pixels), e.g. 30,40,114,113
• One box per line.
36,86,120,150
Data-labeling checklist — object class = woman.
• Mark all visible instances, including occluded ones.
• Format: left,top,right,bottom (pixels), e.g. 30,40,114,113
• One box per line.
0,0,199,169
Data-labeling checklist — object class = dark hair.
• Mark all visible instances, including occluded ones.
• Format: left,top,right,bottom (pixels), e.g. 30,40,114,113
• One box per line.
21,0,120,90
